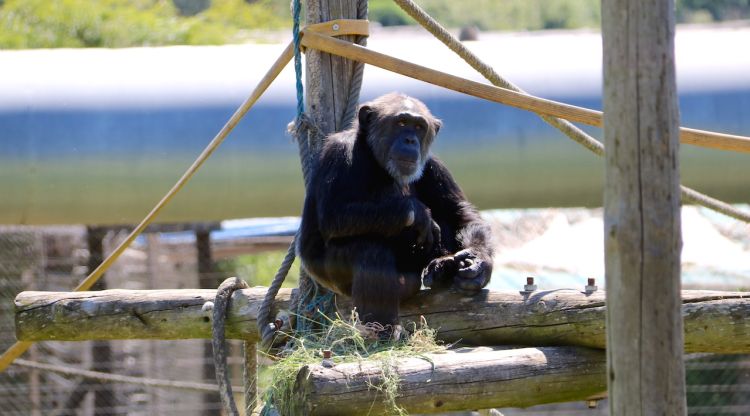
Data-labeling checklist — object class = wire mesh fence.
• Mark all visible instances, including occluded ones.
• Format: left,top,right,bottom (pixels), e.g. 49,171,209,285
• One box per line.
1,217,748,415
0,226,246,416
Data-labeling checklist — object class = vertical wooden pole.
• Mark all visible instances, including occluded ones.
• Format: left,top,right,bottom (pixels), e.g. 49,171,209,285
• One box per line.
602,0,686,415
305,0,361,139
88,226,116,416
243,341,258,415
196,229,220,414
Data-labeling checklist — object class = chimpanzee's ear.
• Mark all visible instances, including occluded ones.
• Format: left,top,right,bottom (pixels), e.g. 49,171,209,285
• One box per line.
358,105,373,128
433,118,442,134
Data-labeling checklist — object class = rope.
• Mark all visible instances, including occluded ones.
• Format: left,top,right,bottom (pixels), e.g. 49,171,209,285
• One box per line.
341,0,369,127
12,359,241,393
392,0,750,224
257,239,297,350
211,277,249,416
0,38,295,374
256,0,369,350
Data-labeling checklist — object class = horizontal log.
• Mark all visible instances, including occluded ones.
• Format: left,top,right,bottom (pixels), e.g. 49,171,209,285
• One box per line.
14,288,750,353
290,346,606,415
15,287,292,341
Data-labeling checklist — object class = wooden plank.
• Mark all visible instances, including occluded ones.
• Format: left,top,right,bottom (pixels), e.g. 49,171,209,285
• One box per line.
290,346,607,415
14,288,750,354
300,30,750,154
602,0,687,414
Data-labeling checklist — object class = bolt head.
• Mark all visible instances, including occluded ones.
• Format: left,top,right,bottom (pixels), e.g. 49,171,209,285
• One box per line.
332,23,340,31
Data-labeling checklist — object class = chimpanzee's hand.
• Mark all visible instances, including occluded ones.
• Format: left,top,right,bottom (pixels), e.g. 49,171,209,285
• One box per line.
422,254,456,289
408,200,438,252
452,249,493,292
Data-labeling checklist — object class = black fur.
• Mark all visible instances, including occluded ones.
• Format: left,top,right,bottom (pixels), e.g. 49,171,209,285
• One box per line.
298,93,494,327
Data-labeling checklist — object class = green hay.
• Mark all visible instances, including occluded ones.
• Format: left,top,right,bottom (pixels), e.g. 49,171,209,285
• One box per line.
261,313,446,416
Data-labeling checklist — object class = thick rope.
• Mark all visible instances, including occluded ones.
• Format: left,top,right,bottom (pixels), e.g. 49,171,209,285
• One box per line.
211,277,249,416
392,0,750,224
341,0,369,127
257,239,297,350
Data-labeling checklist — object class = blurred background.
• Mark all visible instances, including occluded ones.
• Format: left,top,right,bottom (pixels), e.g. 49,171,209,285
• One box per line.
1,0,749,414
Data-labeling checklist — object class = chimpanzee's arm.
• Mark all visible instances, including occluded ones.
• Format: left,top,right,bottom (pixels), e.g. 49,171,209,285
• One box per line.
417,158,494,291
317,193,416,240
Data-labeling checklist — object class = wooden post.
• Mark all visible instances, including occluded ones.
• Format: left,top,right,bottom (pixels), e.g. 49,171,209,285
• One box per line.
196,229,221,414
294,0,364,333
305,0,362,139
602,0,686,414
88,227,116,416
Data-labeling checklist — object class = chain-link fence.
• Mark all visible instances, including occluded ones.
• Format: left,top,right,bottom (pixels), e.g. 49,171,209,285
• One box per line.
1,214,749,415
0,226,250,416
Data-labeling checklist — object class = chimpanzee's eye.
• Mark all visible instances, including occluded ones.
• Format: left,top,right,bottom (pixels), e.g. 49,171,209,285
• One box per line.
415,124,423,130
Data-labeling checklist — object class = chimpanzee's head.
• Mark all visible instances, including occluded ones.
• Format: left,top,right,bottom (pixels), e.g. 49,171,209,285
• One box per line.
358,93,442,185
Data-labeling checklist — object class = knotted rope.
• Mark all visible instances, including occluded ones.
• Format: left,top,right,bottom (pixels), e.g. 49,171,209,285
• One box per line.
209,277,249,416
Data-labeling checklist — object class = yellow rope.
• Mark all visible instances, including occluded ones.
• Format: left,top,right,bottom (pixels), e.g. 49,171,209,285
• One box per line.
0,42,295,373
3,18,748,372
0,19,369,375
300,30,750,154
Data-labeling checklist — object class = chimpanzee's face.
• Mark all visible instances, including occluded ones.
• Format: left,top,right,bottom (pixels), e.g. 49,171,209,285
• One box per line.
358,93,441,184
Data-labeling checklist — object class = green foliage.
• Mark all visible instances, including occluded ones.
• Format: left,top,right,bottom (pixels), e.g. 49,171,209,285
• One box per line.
1,0,748,48
216,250,300,288
263,314,445,415
0,0,289,48
677,0,750,22
369,0,412,26
374,0,602,31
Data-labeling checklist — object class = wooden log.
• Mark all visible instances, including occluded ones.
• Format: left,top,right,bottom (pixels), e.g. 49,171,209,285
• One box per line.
602,0,686,413
14,288,750,354
289,346,606,415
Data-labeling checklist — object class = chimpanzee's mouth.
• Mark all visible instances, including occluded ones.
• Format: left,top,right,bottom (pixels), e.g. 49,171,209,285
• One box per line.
393,158,417,169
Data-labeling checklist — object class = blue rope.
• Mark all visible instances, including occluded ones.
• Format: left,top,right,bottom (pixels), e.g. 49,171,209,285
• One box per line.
292,0,304,119
289,0,337,338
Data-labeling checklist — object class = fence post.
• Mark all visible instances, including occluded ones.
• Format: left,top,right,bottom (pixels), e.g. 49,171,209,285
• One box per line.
602,0,687,414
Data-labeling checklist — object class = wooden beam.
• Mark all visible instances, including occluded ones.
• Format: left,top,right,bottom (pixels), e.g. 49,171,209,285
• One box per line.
299,30,750,154
289,346,606,415
14,288,750,354
602,0,686,414
304,1,362,145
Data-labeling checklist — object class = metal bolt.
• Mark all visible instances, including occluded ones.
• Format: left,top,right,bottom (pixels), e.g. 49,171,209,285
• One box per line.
585,278,598,294
332,23,340,31
523,276,537,293
321,350,334,368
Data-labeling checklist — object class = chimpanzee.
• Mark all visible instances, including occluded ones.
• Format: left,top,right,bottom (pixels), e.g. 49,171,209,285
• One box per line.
298,92,494,331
